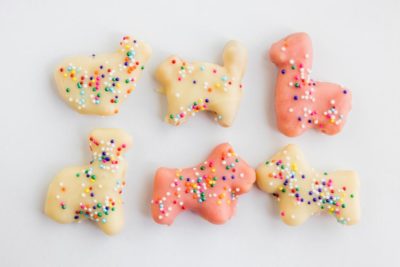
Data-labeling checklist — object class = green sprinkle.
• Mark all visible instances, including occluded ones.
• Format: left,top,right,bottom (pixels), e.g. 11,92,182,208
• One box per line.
77,82,82,89
75,173,80,177
169,114,174,119
125,79,130,84
350,194,354,198
66,88,70,93
341,204,346,208
291,65,296,70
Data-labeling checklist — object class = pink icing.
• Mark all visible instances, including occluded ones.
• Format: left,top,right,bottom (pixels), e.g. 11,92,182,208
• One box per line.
270,32,352,136
151,143,255,225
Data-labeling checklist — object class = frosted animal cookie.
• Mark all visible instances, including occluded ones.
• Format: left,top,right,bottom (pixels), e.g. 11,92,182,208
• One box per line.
44,129,132,235
55,36,151,115
151,143,255,225
270,32,352,136
156,41,247,127
256,144,360,226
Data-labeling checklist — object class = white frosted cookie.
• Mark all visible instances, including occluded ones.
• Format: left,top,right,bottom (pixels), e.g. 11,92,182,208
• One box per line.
55,36,151,115
156,41,247,127
44,129,132,235
256,144,360,226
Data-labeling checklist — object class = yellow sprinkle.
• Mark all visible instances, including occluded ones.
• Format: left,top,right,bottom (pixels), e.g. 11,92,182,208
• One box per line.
291,163,298,172
211,168,216,173
217,200,222,205
214,83,221,89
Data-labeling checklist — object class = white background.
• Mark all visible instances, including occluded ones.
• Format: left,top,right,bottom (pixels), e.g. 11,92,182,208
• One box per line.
1,0,399,266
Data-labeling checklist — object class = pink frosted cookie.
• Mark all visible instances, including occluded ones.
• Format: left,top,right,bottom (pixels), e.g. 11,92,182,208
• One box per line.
151,143,255,225
270,32,352,136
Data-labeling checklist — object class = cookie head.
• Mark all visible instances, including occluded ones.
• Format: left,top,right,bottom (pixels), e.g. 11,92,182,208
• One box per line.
155,56,184,87
270,32,312,66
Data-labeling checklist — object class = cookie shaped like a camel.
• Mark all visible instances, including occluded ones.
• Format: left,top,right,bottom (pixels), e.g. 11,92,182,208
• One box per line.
55,36,151,115
151,143,255,225
256,144,360,226
156,41,247,127
270,33,352,136
45,129,132,235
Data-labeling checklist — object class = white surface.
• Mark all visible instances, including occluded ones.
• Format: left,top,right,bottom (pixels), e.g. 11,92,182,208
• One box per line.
0,0,399,266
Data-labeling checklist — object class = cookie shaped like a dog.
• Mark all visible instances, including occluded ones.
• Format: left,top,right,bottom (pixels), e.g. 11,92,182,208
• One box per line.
55,36,151,115
45,129,132,235
256,144,360,226
156,41,247,127
270,33,352,136
151,143,255,225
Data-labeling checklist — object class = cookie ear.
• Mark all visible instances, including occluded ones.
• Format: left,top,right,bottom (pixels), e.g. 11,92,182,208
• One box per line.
223,40,247,79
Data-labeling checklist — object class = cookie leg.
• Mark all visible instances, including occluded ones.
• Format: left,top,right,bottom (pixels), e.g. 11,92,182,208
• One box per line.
97,204,124,235
278,198,313,226
214,101,239,127
197,201,237,224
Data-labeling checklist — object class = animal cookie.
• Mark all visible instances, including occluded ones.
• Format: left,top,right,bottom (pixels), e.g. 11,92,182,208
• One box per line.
270,32,352,136
156,41,247,127
55,36,151,115
256,144,360,226
44,128,132,235
151,143,255,225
